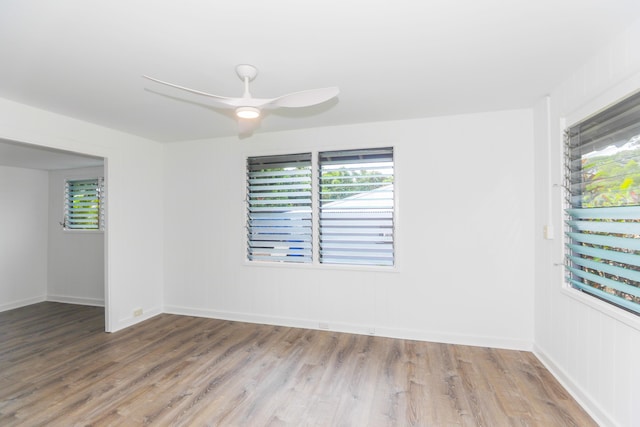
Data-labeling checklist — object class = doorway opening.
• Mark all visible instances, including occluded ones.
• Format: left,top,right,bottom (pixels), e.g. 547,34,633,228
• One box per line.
0,138,109,331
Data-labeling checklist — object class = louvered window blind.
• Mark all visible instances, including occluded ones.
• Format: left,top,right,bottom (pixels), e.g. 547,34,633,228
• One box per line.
565,91,640,315
319,147,394,266
246,153,312,263
64,178,105,230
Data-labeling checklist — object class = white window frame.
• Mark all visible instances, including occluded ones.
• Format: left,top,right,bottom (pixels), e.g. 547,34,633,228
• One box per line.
63,177,105,232
244,146,396,270
246,153,313,263
318,147,395,266
563,90,640,318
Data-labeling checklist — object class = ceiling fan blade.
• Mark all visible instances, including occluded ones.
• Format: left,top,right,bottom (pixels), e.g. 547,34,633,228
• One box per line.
142,75,239,107
269,87,340,108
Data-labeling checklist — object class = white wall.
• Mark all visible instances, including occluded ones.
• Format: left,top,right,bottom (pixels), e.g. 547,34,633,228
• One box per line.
0,98,164,332
0,166,48,310
164,109,535,350
533,17,640,427
47,166,105,306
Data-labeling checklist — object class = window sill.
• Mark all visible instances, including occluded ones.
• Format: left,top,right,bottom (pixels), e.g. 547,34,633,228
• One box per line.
561,285,640,332
243,259,399,274
62,229,105,235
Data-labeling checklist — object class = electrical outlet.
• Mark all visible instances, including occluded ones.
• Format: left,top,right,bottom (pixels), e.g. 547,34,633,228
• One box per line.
319,322,329,330
133,308,143,317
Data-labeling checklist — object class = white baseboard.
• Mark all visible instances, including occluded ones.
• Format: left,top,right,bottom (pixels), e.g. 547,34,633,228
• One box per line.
533,344,611,427
47,294,105,307
0,297,532,351
164,305,319,330
164,305,532,351
110,306,163,333
0,295,46,313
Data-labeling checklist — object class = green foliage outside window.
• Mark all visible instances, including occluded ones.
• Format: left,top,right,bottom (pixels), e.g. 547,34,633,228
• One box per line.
320,169,393,202
581,138,640,208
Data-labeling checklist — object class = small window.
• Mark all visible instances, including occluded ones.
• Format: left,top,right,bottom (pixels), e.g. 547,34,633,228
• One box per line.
246,153,312,263
565,91,640,315
63,178,105,231
319,147,394,266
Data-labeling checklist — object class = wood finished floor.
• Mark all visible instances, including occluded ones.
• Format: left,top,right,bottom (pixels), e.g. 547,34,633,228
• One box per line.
0,303,595,427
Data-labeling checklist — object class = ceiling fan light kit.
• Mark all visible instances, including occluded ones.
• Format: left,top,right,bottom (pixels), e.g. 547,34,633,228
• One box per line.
236,106,260,119
143,64,339,132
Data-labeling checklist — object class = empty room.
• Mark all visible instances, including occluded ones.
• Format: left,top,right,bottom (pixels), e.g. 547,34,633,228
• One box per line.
1,1,640,426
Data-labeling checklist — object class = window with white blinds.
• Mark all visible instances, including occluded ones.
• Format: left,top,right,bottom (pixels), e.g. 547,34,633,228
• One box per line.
64,178,105,231
565,91,640,315
246,148,395,266
319,147,394,266
246,153,313,263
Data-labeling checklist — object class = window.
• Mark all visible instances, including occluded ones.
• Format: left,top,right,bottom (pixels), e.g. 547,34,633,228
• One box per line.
63,178,105,231
246,153,313,262
565,91,640,315
246,147,395,266
319,148,394,266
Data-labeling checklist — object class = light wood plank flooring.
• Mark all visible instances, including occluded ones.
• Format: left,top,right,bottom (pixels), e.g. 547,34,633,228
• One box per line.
0,302,595,426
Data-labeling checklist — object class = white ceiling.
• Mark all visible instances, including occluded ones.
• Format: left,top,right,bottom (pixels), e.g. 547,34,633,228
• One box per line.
1,0,640,144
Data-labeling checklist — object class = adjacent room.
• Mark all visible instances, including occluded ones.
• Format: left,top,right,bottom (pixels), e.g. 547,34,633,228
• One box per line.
1,1,639,425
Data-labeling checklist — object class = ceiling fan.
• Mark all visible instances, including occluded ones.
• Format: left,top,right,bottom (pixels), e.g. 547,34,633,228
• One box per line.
143,64,339,133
